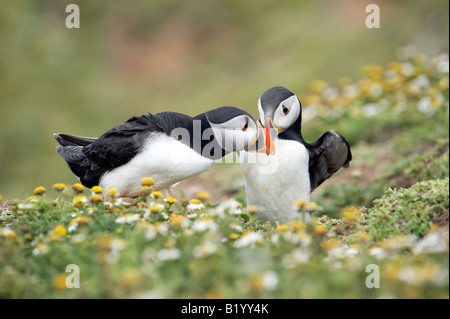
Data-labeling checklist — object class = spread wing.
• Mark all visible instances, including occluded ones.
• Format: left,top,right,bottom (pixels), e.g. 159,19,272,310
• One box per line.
307,130,352,192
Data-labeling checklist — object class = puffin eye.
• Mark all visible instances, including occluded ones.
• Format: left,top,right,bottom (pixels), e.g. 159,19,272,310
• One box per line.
242,120,249,131
282,105,290,115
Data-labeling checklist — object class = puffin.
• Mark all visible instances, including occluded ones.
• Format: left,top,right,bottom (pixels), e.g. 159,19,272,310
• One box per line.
55,106,262,197
239,86,352,223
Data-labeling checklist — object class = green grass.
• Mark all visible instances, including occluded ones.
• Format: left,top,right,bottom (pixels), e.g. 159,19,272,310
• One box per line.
366,178,449,241
1,181,448,298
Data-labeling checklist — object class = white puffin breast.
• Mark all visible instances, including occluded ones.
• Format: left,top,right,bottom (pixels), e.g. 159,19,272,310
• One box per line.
100,133,215,196
239,139,311,224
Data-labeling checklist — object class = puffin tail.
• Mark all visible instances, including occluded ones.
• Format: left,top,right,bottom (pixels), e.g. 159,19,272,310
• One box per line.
54,133,97,147
55,139,102,188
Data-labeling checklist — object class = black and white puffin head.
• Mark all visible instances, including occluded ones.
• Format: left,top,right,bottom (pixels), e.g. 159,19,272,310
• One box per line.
257,86,302,154
204,106,262,154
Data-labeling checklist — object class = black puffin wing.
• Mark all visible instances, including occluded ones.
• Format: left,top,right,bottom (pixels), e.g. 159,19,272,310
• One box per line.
82,113,171,170
83,112,194,170
307,130,352,192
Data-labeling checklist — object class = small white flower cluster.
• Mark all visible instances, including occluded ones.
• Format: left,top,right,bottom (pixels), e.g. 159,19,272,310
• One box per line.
115,213,140,224
157,248,181,261
234,232,263,248
191,219,219,232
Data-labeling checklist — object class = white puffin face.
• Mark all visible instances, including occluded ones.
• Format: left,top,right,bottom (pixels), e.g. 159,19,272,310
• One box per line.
209,115,259,153
258,95,301,133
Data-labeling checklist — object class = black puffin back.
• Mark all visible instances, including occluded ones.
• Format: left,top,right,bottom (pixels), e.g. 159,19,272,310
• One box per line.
57,111,196,188
83,112,194,170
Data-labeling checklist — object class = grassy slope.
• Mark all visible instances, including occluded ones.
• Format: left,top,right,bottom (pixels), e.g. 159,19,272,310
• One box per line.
1,120,448,299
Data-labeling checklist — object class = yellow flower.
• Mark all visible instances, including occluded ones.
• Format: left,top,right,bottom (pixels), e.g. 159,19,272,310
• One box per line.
141,178,155,186
27,196,38,202
321,238,339,250
0,194,2,202
91,186,103,194
90,194,103,205
73,196,87,208
139,186,152,197
69,216,89,226
309,80,329,94
246,205,259,214
361,64,383,80
249,271,278,292
48,225,67,241
304,94,322,106
380,235,415,250
305,202,319,211
204,289,224,299
52,183,66,192
169,214,185,224
34,186,46,196
137,201,147,208
165,197,177,204
229,233,240,240
387,61,403,74
72,183,85,194
52,273,68,290
195,191,210,201
429,223,440,232
54,225,67,236
106,189,119,198
356,230,371,242
136,221,149,229
108,197,118,204
190,199,202,205
295,199,308,210
2,228,17,238
33,243,49,255
314,224,328,236
438,77,449,90
290,220,306,231
340,206,360,223
149,206,162,213
152,191,163,198
276,224,289,232
165,238,177,249
97,234,112,250
120,268,141,288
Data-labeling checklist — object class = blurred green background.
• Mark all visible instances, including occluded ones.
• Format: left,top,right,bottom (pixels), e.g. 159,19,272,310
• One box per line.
0,0,448,199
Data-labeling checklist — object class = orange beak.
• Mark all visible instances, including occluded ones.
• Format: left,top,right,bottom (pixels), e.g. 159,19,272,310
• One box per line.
244,118,277,154
263,118,276,155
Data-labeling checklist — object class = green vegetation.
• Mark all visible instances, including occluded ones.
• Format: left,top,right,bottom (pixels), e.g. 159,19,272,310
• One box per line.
366,178,449,241
1,177,448,298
